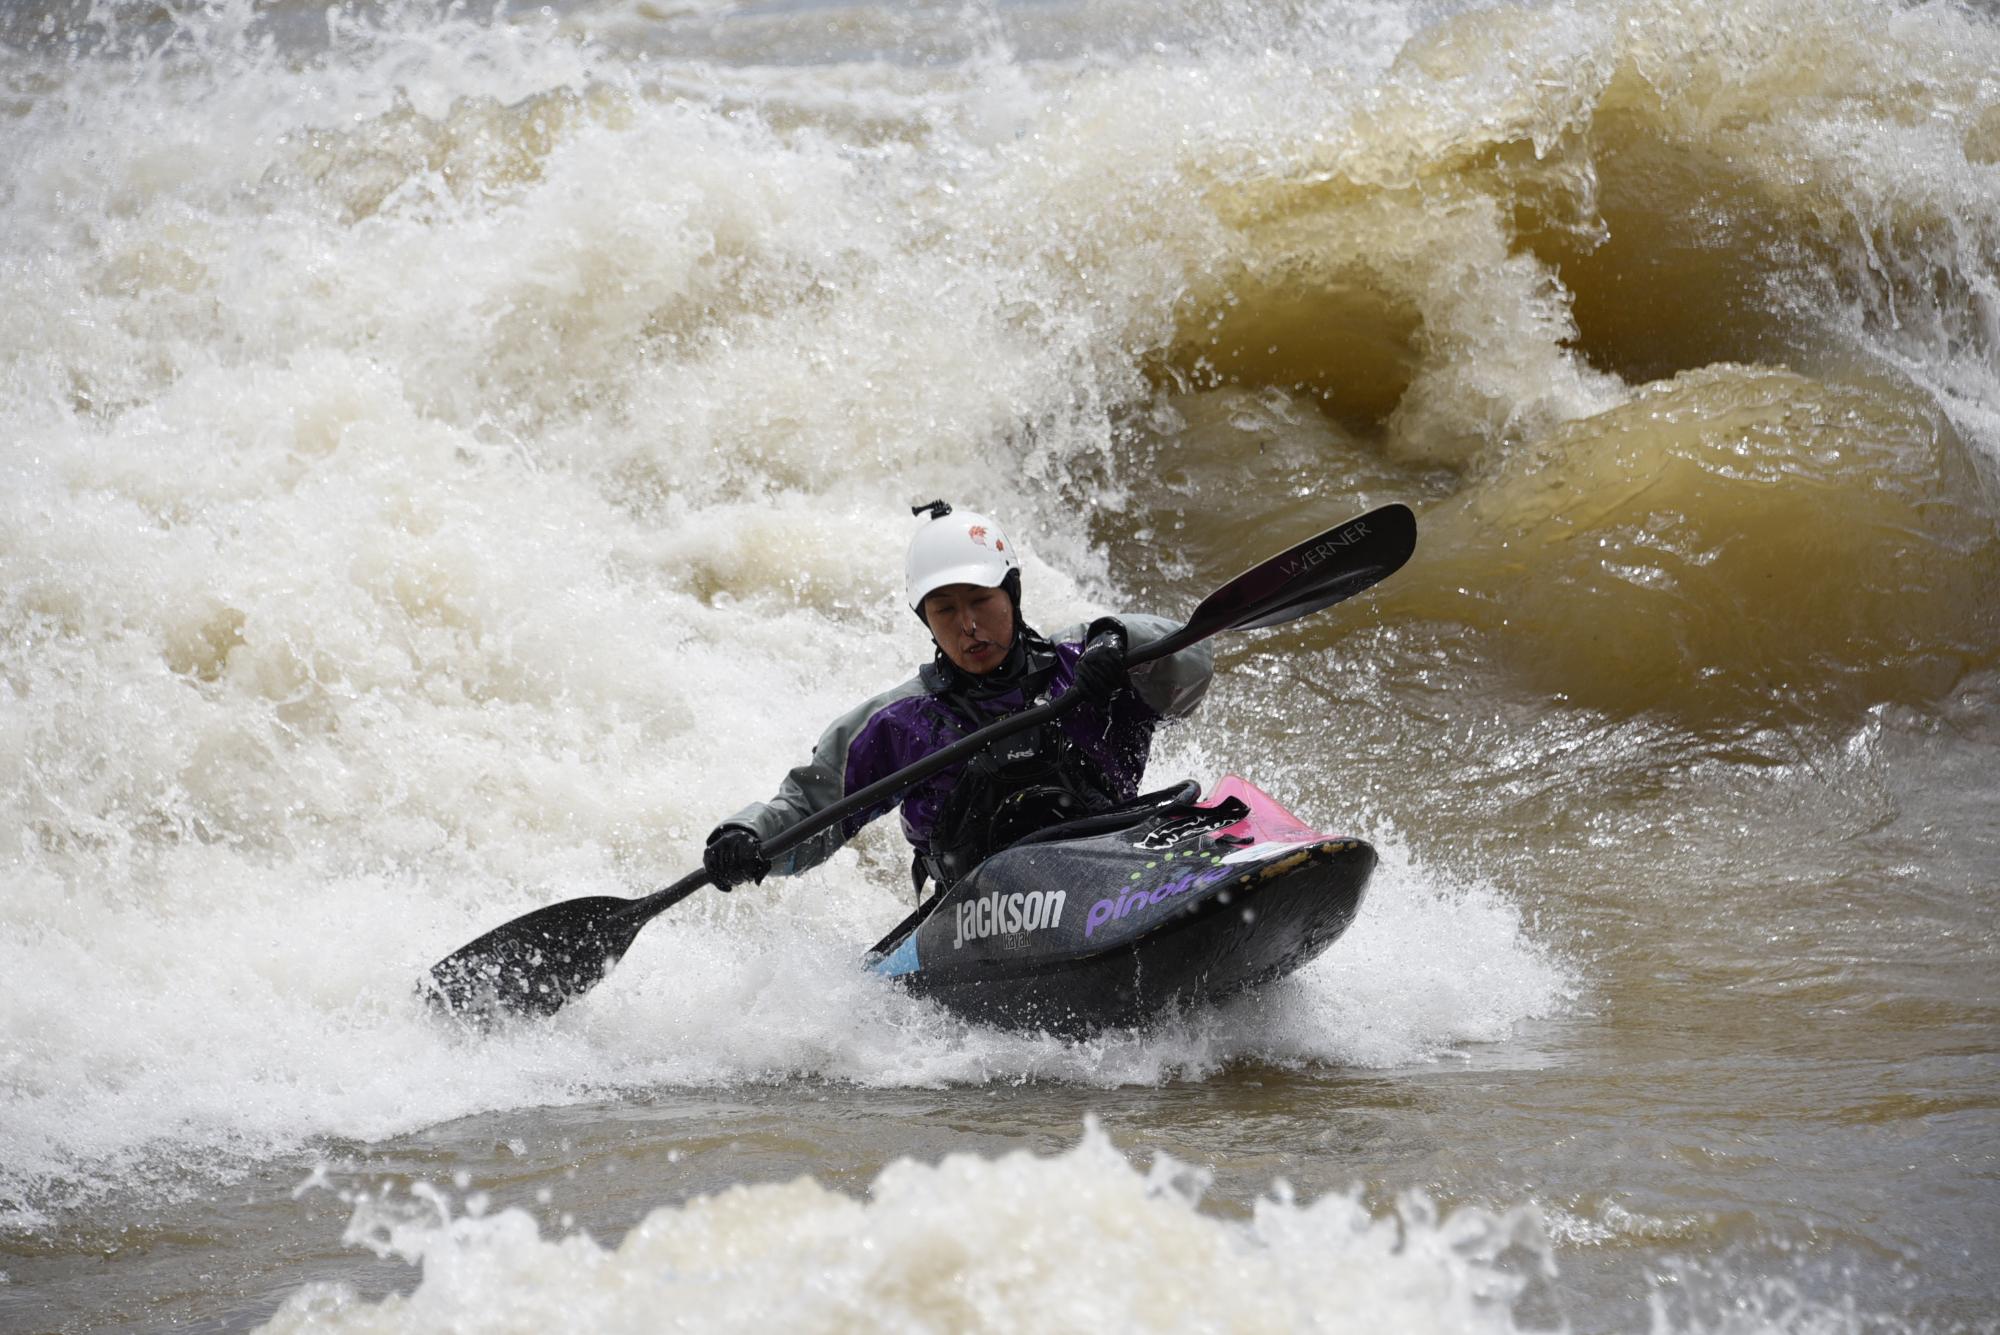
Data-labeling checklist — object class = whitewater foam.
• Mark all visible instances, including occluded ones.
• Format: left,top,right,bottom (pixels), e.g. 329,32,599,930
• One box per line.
262,1123,1559,1334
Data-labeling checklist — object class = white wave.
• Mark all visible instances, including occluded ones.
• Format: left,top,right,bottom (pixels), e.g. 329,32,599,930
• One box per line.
259,1122,1558,1334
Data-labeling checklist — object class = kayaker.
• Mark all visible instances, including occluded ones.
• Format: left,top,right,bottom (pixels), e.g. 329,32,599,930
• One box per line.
702,501,1214,896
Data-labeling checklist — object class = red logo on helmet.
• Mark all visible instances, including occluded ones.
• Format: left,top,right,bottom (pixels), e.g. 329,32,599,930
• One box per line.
968,525,988,545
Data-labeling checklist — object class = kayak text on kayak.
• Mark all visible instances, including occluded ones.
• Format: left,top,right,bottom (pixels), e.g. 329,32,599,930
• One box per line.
953,890,1069,950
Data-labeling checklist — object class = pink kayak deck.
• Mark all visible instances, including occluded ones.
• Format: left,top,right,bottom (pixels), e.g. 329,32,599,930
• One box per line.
1200,775,1334,846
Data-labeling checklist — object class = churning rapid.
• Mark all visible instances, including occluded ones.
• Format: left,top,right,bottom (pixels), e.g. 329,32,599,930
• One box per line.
2,0,1997,1331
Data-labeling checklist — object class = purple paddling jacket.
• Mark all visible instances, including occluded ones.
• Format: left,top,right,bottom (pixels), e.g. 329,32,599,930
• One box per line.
725,614,1212,876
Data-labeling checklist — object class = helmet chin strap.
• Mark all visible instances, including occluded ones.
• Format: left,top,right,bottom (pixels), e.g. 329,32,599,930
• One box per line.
935,633,1040,698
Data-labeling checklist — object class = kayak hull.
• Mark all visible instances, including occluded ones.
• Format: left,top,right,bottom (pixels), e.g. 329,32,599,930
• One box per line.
867,776,1374,1032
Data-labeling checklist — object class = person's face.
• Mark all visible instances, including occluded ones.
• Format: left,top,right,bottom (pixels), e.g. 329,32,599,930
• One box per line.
922,582,1016,675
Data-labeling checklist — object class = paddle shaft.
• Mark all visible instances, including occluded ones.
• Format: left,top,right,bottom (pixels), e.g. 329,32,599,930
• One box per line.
615,626,1202,928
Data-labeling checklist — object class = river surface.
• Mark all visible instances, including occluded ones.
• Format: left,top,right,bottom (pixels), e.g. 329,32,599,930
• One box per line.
3,0,1997,1331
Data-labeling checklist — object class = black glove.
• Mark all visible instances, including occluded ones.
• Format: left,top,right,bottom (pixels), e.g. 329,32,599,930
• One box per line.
703,824,770,890
1070,619,1130,703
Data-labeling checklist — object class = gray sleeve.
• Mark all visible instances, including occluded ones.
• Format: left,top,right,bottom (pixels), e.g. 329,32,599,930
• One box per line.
1118,612,1212,719
1054,612,1213,719
721,676,928,877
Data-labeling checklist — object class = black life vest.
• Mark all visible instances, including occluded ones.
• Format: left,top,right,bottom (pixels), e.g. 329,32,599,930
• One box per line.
915,632,1117,891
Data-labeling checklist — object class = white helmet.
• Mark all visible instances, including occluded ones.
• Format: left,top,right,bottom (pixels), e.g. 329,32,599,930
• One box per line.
905,500,1020,614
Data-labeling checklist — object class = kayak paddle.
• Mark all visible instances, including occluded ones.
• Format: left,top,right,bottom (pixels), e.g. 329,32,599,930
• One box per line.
421,502,1417,1023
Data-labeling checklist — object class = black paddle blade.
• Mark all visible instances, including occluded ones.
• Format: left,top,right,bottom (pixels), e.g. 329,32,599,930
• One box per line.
421,896,642,1023
1187,502,1417,636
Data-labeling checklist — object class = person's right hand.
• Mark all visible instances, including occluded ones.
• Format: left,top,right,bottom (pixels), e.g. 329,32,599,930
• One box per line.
702,824,771,890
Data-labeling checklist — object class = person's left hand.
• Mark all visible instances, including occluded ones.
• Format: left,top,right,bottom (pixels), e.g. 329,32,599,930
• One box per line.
1071,620,1129,702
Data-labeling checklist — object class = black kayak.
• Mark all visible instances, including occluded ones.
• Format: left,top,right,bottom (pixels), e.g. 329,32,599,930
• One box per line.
865,776,1375,1032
